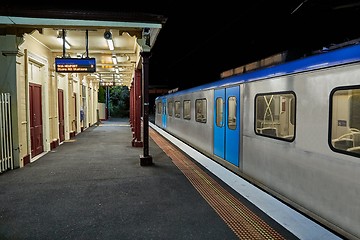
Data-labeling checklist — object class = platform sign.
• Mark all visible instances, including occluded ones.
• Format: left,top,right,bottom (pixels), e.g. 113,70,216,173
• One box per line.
55,58,96,73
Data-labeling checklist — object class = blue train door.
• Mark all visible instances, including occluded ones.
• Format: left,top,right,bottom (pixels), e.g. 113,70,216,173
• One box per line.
214,86,240,166
162,98,167,128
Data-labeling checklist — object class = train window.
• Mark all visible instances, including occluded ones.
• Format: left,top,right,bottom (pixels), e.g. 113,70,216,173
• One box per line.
157,102,162,114
330,86,360,156
195,99,207,123
216,97,224,127
175,101,181,118
168,101,173,116
228,96,237,130
255,92,295,141
183,100,191,120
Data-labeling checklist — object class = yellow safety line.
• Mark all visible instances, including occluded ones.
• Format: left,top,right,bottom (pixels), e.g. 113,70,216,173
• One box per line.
150,128,287,240
98,124,130,127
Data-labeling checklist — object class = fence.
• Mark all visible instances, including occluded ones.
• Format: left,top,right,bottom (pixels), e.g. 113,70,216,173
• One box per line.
0,93,13,173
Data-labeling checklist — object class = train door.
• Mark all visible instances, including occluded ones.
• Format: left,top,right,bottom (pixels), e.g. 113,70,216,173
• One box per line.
162,98,167,128
214,86,240,166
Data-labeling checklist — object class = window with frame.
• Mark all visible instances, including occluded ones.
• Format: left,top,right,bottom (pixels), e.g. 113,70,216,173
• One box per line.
168,101,173,116
183,100,191,120
228,96,237,130
174,101,181,118
157,102,162,114
330,86,360,156
216,97,224,127
255,92,295,141
195,98,207,123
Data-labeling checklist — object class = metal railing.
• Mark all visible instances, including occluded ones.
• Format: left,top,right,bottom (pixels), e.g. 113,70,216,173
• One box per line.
0,93,13,173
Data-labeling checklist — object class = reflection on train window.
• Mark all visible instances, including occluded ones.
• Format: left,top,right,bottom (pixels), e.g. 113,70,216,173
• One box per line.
228,96,236,130
216,97,224,127
157,102,162,114
255,92,295,141
175,101,181,118
183,100,191,120
330,87,360,156
195,99,207,123
168,101,173,116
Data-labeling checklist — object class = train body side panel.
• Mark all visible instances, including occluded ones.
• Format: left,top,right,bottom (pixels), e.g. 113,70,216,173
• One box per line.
165,90,214,155
242,63,360,238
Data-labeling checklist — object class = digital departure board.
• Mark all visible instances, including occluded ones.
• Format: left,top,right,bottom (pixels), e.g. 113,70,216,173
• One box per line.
55,58,96,73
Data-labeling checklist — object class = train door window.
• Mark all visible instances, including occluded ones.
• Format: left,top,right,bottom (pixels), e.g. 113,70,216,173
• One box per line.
330,86,360,156
168,101,173,116
216,97,224,127
195,98,207,123
157,102,162,114
228,96,236,130
174,101,181,118
255,92,296,141
183,100,191,120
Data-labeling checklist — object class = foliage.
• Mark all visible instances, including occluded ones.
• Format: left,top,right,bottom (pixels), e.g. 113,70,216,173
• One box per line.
109,86,130,117
97,85,130,117
98,86,106,103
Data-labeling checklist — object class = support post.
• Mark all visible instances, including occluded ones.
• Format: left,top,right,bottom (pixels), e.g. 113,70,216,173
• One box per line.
129,82,134,127
139,51,152,166
132,70,143,147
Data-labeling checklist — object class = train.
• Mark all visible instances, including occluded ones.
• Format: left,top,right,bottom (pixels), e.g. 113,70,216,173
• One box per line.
154,39,360,240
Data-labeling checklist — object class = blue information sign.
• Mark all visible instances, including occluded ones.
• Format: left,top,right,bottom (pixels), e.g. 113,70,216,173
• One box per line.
55,58,96,73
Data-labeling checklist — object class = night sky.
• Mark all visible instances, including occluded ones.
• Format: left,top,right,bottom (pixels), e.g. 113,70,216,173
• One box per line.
146,1,360,90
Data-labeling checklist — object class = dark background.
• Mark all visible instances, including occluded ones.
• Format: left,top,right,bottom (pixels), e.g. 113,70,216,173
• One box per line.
4,1,360,91
145,1,360,90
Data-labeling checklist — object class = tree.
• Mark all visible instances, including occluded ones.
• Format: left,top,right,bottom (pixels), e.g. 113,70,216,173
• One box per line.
109,85,130,117
98,86,106,103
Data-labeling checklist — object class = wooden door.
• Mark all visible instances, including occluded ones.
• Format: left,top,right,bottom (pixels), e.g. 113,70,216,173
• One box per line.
30,83,43,157
74,93,77,133
58,89,65,142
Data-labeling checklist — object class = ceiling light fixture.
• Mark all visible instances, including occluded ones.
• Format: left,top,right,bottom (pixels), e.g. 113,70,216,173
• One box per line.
118,54,130,62
107,39,114,51
112,55,118,65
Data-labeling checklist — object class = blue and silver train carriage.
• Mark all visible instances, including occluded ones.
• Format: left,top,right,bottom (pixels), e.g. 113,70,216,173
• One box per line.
154,40,360,239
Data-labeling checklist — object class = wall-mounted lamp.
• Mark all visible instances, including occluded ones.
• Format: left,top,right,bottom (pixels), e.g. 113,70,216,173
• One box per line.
57,31,71,49
104,30,114,51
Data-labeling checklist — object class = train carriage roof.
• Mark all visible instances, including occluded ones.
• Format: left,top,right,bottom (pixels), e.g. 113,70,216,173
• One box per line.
156,42,360,100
